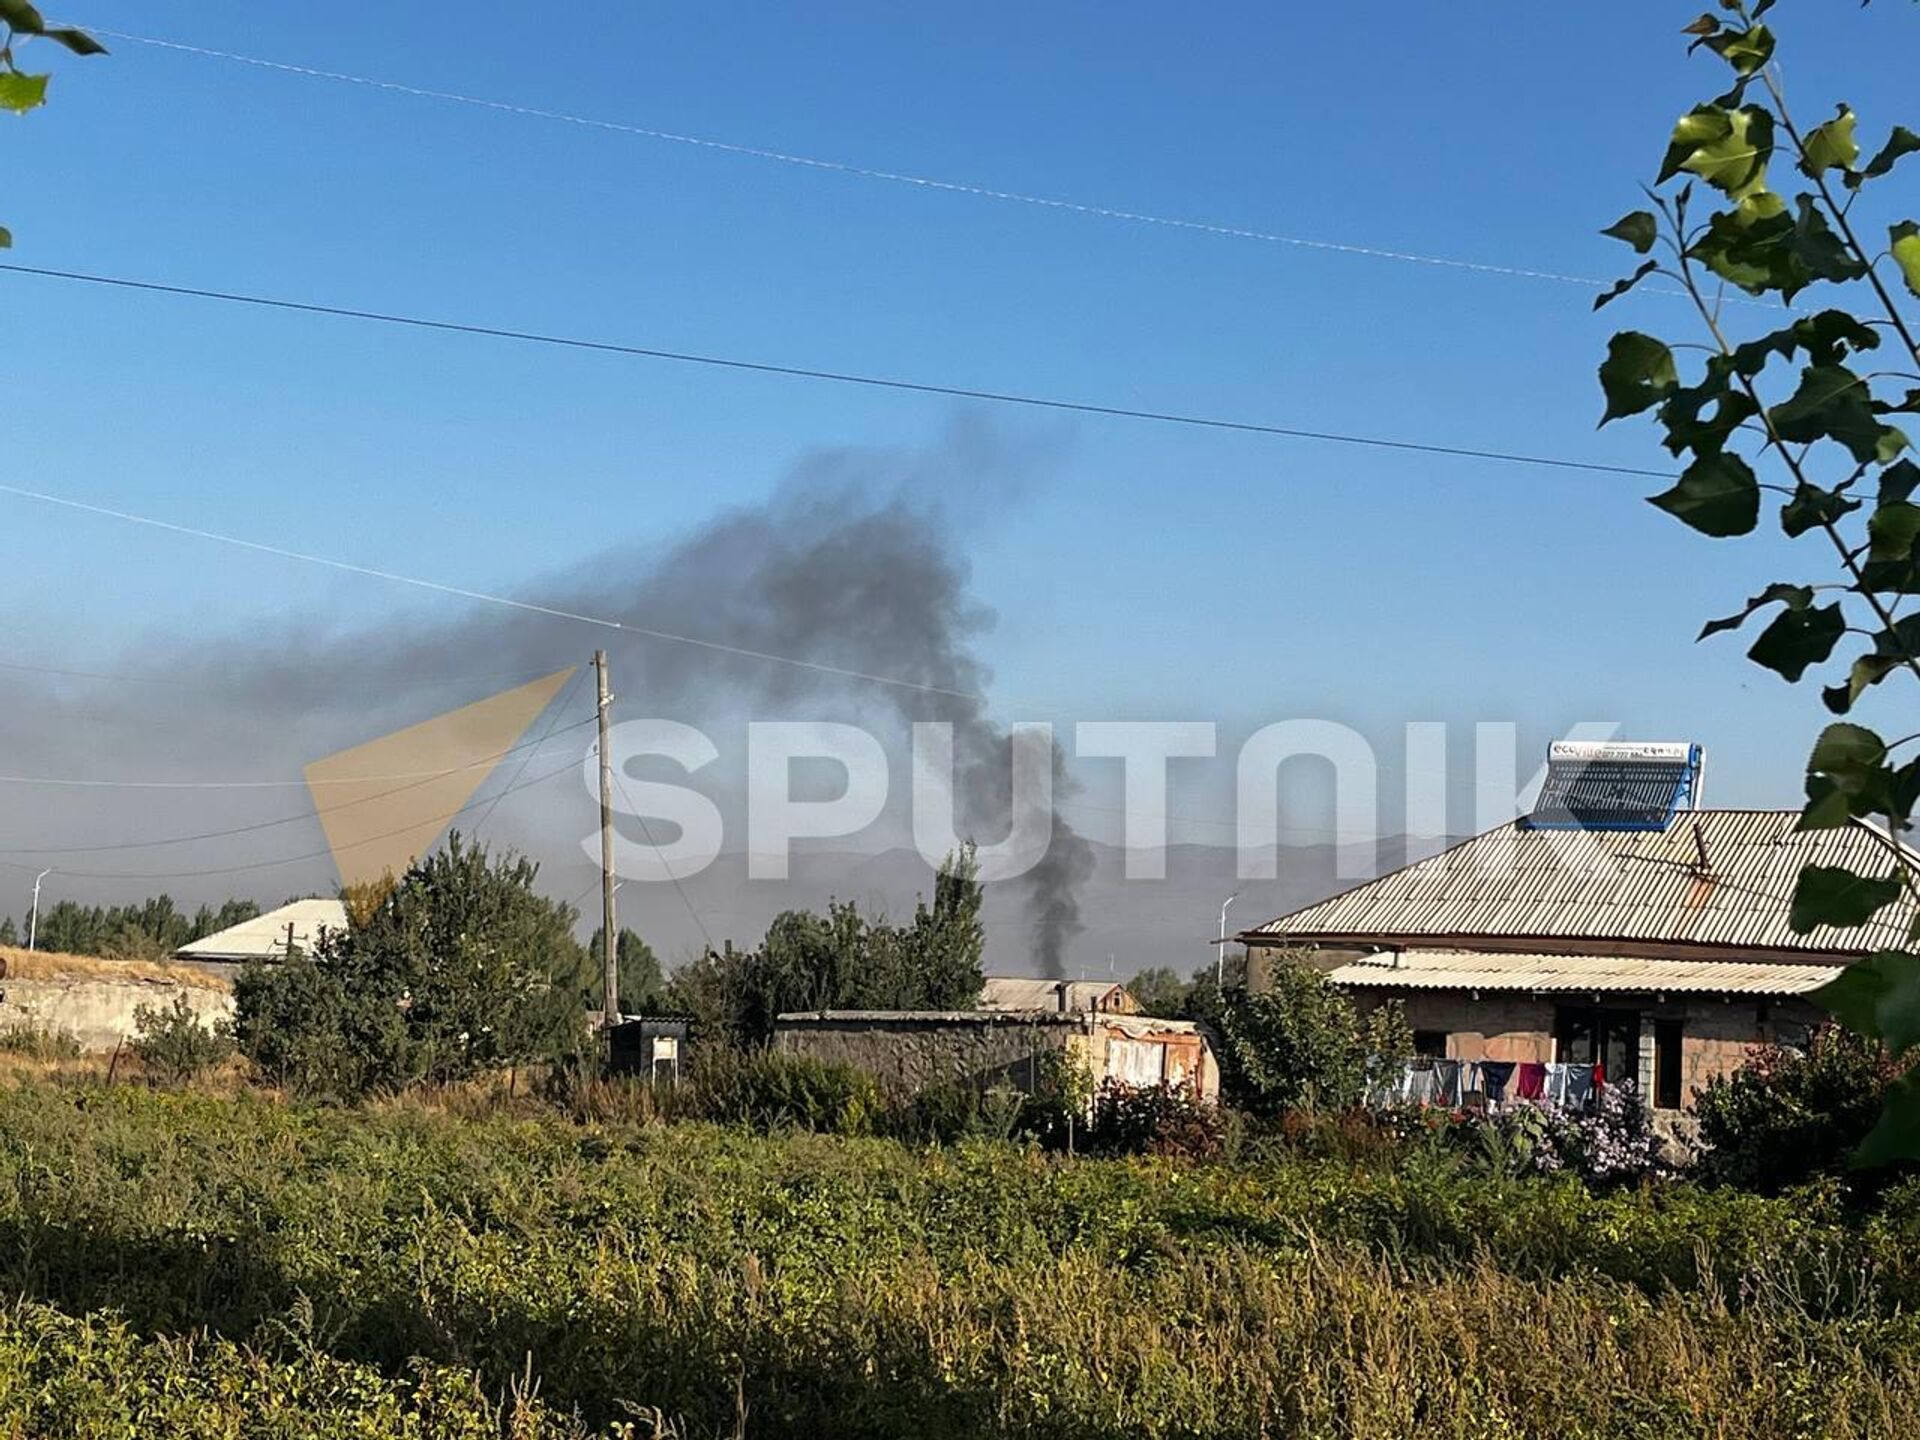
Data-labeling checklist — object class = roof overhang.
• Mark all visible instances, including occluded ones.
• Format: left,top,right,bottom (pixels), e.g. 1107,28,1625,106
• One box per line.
1324,947,1842,998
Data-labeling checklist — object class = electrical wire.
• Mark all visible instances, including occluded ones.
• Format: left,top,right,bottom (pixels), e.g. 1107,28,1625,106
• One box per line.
0,264,1673,481
9,751,584,881
0,716,596,856
91,28,1640,300
470,665,589,841
0,713,596,790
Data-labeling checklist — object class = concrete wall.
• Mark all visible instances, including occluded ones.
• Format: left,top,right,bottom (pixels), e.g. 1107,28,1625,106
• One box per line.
0,977,233,1053
1351,990,1825,1111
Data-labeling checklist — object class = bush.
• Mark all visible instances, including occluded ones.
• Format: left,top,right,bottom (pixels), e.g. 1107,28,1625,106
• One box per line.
691,1049,885,1134
1696,1025,1904,1192
235,834,590,1099
0,1022,82,1060
1085,1079,1224,1159
130,994,235,1083
1212,956,1410,1117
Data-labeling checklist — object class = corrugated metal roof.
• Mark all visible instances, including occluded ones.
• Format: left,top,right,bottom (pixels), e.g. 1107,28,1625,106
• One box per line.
174,899,347,962
1248,811,1915,955
1326,947,1842,996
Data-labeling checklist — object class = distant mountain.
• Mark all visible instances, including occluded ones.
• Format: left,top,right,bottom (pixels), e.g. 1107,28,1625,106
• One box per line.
566,834,1451,979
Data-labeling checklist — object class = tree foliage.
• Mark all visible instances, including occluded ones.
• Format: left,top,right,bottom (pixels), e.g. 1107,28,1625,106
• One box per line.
1210,954,1409,1118
1602,1,1920,1160
235,833,589,1097
583,926,665,1016
0,2,104,248
668,845,985,1047
10,896,260,960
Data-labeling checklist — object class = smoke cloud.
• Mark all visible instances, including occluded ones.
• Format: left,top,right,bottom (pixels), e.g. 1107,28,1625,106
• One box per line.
0,416,1095,975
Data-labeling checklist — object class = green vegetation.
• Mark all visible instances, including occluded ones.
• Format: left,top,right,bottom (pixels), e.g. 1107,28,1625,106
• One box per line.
0,1082,1912,1436
235,837,590,1098
0,1019,80,1059
1598,1,1920,1155
130,994,236,1084
6,894,262,961
665,844,986,1046
1211,956,1410,1116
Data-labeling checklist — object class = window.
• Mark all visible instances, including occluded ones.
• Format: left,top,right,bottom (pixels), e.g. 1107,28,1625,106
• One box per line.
1412,1029,1448,1058
1553,1005,1641,1087
1653,1018,1683,1110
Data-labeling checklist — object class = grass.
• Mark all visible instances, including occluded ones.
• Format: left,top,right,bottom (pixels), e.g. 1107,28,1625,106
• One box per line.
0,942,231,990
0,1080,1913,1436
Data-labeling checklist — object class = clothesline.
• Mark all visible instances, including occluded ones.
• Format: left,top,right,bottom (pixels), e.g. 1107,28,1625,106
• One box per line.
1367,1057,1606,1113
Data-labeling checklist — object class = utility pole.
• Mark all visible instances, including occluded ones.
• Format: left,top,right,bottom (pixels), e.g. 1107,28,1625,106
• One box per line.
27,869,50,952
1216,889,1241,987
594,650,620,1032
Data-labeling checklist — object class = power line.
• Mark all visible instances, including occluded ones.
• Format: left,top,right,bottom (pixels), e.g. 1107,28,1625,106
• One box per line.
0,715,597,855
0,265,1672,483
93,28,1632,299
10,752,584,881
470,665,589,842
0,714,596,790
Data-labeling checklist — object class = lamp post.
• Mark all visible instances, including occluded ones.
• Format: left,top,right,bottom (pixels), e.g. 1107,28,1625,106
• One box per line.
1216,890,1241,987
27,869,51,952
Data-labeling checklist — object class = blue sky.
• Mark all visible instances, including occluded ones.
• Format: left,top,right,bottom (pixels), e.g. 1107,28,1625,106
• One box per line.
5,0,1917,855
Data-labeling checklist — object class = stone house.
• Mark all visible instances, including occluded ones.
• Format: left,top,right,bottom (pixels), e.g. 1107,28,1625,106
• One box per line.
1237,744,1916,1113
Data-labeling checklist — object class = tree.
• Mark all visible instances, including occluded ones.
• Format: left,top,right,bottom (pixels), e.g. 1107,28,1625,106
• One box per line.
668,845,985,1047
0,3,104,248
1126,965,1192,1018
1209,954,1408,1118
583,926,665,1015
235,832,589,1096
0,917,16,946
1600,1,1920,1162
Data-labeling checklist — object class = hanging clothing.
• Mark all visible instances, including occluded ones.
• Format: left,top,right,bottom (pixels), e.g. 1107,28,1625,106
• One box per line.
1543,1063,1570,1107
1477,1060,1516,1104
1563,1064,1596,1110
1432,1059,1464,1107
1403,1060,1437,1105
1592,1062,1606,1093
1514,1062,1546,1101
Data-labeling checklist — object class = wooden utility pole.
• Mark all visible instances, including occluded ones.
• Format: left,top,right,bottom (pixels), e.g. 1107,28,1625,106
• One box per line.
594,650,620,1031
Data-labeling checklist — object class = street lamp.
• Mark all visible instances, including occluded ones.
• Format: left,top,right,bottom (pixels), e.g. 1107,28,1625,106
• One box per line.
1216,890,1241,987
27,869,51,952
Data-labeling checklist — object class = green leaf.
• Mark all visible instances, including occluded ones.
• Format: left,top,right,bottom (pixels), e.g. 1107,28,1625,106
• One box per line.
1593,260,1659,311
1883,459,1920,506
1801,105,1859,175
1824,653,1900,715
1854,1073,1920,1168
1680,13,1721,37
1658,377,1755,457
1801,722,1897,829
0,70,49,114
1699,582,1811,639
1648,452,1759,537
1782,481,1862,538
1813,949,1920,1052
41,27,105,56
1658,105,1774,198
1703,24,1775,77
1790,864,1904,933
0,0,46,33
1849,125,1920,189
1747,600,1844,680
1892,221,1920,300
1769,364,1906,465
1788,196,1869,288
1870,500,1920,562
1599,332,1679,423
1601,211,1658,254
0,225,9,250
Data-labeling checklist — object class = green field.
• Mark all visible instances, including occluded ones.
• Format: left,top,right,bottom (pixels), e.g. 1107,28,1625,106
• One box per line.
0,1081,1914,1437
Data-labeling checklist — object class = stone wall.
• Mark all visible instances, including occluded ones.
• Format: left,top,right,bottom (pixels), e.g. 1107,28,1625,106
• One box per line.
1350,989,1826,1111
775,1015,1087,1093
0,977,233,1053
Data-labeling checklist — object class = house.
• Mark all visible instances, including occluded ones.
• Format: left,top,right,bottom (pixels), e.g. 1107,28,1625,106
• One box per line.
977,976,1140,1014
1237,741,1916,1112
774,1007,1219,1101
174,898,348,978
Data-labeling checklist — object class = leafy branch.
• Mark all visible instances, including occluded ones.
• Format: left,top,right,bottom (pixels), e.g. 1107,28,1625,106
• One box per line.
0,0,104,248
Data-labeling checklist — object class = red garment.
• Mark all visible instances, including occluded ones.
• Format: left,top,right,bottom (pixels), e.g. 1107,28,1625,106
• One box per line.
1592,1062,1606,1092
1515,1062,1547,1100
